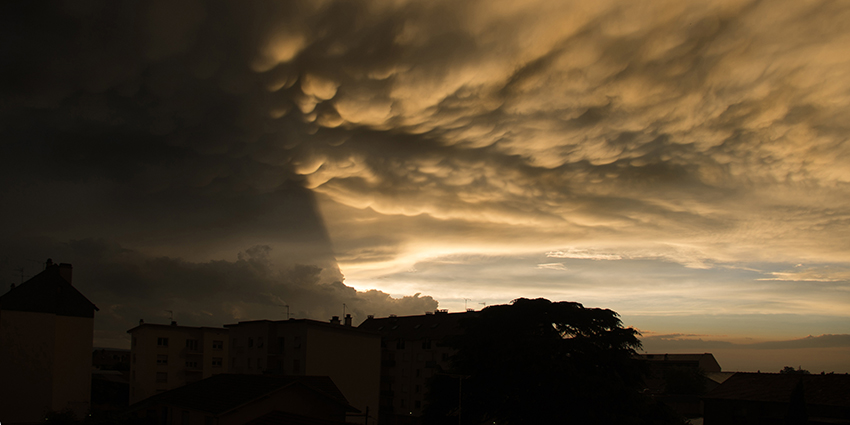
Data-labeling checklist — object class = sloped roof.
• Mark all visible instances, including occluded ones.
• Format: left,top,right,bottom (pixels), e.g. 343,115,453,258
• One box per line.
0,264,97,318
130,374,356,415
358,311,477,340
705,372,850,407
244,410,356,425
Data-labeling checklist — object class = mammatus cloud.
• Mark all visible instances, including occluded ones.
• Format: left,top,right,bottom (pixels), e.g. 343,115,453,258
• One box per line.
2,0,850,356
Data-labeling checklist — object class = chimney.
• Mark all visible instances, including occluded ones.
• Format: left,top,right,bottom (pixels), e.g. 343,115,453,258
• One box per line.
171,321,177,326
46,258,54,268
344,314,352,327
58,263,73,284
330,316,341,325
10,283,15,290
367,314,374,320
139,319,144,325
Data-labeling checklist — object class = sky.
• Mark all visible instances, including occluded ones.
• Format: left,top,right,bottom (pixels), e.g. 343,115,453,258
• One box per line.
1,0,848,373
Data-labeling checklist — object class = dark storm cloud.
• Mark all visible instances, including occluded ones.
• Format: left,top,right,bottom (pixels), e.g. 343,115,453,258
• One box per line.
2,0,850,345
1,239,437,347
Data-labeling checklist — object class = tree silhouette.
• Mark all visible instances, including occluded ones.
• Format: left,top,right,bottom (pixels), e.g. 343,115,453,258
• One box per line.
423,298,684,425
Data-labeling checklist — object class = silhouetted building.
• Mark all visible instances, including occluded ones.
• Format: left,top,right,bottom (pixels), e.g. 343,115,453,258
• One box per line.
358,310,477,425
703,372,850,425
128,321,230,404
637,353,723,419
127,373,357,425
0,260,98,423
226,316,380,425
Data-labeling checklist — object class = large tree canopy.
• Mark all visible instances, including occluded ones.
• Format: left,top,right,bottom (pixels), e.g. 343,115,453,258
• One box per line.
423,298,683,425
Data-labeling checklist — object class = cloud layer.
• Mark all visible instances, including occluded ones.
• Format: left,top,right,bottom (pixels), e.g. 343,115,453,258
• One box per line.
2,0,849,356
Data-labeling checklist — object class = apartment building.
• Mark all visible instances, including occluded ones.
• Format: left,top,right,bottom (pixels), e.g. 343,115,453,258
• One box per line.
358,310,476,425
0,261,98,423
226,315,381,424
127,321,229,404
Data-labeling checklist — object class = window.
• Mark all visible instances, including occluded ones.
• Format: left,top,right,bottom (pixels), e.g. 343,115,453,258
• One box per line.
416,369,421,377
396,339,406,349
400,399,406,408
422,340,431,349
157,355,168,365
247,358,253,368
231,357,237,368
205,416,214,425
293,359,301,373
277,337,285,353
212,340,223,350
248,338,254,348
442,353,449,361
185,361,198,368
258,337,264,348
415,385,421,393
157,337,169,347
415,400,421,408
257,358,262,369
186,339,199,351
212,357,223,367
232,338,238,347
182,410,190,425
156,372,167,383
133,337,137,347
132,371,136,381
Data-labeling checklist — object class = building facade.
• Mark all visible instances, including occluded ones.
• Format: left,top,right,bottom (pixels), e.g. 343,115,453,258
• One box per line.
128,322,230,404
0,261,98,423
357,310,476,425
226,315,381,424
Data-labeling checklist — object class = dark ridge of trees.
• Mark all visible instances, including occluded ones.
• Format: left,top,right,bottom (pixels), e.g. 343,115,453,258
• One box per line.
422,298,685,425
780,366,811,375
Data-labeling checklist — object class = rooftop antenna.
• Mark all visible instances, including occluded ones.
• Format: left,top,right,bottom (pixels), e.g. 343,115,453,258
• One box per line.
463,298,471,310
343,303,347,318
165,310,173,321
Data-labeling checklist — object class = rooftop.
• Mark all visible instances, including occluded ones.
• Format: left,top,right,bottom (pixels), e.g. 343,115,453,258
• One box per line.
705,372,850,407
358,311,478,340
129,374,356,415
0,261,97,318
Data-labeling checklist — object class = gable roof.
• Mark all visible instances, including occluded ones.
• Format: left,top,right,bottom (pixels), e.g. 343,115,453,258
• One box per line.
130,374,356,415
705,372,850,407
0,264,97,318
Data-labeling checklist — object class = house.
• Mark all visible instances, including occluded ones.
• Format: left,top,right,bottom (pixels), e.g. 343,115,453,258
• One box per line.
127,373,358,425
225,316,381,425
703,372,850,425
128,321,230,404
357,310,476,425
0,260,98,423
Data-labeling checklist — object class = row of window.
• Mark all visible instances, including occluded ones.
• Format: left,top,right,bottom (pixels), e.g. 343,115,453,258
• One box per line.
154,355,222,368
389,339,433,349
153,337,223,350
232,336,300,349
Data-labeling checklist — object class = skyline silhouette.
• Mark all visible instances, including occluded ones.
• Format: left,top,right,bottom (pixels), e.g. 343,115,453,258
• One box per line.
1,0,848,377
